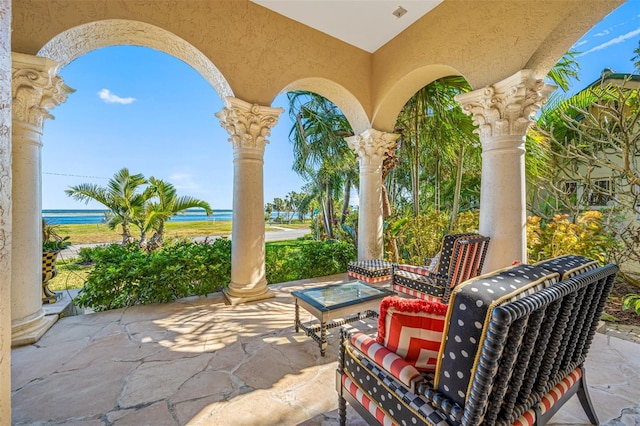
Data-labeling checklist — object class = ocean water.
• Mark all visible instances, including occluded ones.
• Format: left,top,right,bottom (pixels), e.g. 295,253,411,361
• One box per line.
42,209,234,225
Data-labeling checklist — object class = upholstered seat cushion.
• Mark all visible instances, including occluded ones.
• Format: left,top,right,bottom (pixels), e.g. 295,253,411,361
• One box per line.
435,264,559,406
512,368,583,426
342,350,450,426
393,269,445,298
347,259,394,283
377,296,449,372
534,254,599,280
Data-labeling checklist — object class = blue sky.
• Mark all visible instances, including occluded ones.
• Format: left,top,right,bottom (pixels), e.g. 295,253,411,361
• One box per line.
41,2,640,210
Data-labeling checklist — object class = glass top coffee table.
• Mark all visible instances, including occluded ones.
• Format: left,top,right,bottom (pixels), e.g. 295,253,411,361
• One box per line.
292,281,394,356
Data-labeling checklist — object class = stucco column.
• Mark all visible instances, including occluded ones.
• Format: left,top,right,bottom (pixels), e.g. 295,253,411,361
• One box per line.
346,129,399,261
455,70,555,272
11,53,72,346
0,0,12,420
216,97,283,305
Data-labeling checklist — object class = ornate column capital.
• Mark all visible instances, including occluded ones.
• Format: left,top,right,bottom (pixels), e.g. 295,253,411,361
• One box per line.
216,97,284,152
455,70,556,139
345,129,399,169
12,52,73,128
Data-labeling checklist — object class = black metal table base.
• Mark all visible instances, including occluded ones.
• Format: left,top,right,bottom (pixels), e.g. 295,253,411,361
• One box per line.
295,306,377,356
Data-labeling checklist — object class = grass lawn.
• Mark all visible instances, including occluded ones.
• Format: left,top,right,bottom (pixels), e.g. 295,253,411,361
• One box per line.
58,220,310,244
48,258,93,291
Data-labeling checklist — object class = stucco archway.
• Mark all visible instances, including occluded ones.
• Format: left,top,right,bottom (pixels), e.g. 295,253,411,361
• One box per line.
37,19,233,102
279,77,370,134
372,64,466,132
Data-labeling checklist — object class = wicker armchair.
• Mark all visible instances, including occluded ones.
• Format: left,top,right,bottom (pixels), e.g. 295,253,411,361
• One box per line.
393,233,490,303
337,255,617,426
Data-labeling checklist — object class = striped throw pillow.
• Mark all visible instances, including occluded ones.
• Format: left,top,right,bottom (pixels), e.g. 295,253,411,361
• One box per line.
377,296,448,372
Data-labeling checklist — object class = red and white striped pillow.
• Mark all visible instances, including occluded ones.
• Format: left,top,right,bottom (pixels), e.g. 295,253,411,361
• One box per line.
377,296,448,372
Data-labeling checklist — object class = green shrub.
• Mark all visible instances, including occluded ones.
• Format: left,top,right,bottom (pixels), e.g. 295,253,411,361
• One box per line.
266,239,356,283
77,238,355,312
76,239,231,312
623,294,640,316
526,211,615,263
385,209,481,264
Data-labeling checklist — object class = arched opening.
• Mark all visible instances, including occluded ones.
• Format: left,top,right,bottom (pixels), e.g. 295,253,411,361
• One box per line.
37,19,233,101
372,64,466,132
269,80,364,241
383,74,480,265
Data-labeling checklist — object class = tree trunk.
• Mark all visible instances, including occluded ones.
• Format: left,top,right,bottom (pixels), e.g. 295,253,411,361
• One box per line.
451,146,465,227
412,119,420,216
121,223,135,245
434,150,441,212
340,178,351,226
147,220,165,251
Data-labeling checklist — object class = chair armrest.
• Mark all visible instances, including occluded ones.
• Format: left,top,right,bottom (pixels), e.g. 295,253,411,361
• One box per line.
349,332,426,393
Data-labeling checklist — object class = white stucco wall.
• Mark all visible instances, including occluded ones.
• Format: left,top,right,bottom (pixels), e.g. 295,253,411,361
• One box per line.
0,0,12,421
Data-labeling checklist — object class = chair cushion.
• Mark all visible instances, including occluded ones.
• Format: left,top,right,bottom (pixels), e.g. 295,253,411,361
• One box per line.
350,332,424,392
435,264,559,406
393,269,445,298
511,368,583,426
534,254,599,281
347,259,394,281
377,296,449,372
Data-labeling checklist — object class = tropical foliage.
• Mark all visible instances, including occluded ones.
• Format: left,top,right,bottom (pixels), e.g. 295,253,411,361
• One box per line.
74,238,355,311
66,168,212,249
75,239,231,311
287,91,356,239
390,76,480,221
529,43,640,285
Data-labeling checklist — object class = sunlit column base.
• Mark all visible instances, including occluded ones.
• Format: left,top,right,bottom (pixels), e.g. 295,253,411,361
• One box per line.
11,311,58,347
223,285,275,305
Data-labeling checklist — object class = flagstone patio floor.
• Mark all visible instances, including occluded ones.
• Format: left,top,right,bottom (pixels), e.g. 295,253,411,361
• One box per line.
11,273,640,425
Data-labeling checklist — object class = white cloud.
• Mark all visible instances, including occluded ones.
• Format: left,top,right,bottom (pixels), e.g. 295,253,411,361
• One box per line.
97,89,136,105
574,40,588,47
169,172,201,192
594,29,610,37
580,27,640,56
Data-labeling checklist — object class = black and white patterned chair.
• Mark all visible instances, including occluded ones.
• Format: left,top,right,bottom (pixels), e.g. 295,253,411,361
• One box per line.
347,259,395,284
337,256,618,426
392,233,490,303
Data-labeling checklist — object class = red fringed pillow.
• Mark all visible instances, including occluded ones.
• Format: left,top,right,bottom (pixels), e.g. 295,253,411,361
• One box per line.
377,296,448,372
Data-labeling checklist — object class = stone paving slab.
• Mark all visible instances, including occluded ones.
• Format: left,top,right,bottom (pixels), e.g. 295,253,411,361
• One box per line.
10,273,640,425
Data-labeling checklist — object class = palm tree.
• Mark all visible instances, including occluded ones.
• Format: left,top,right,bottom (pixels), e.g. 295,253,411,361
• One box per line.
264,202,275,225
273,197,285,223
393,76,479,224
287,90,356,238
65,168,147,244
546,49,580,93
145,177,213,250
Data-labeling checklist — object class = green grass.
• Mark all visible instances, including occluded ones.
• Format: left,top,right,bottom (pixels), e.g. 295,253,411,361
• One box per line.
47,258,93,291
58,220,310,244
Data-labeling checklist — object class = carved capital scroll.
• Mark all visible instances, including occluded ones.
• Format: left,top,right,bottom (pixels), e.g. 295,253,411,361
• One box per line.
345,129,399,169
216,97,284,151
12,53,73,128
455,70,556,139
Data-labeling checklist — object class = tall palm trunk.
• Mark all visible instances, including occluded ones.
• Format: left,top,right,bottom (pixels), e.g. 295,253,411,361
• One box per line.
412,116,420,216
450,146,465,227
434,150,441,212
340,178,351,225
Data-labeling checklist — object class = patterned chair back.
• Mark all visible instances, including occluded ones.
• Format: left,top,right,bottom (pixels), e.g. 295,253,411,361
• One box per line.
436,233,490,303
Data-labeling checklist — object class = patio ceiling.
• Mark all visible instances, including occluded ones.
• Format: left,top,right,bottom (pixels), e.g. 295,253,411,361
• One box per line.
250,0,443,52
